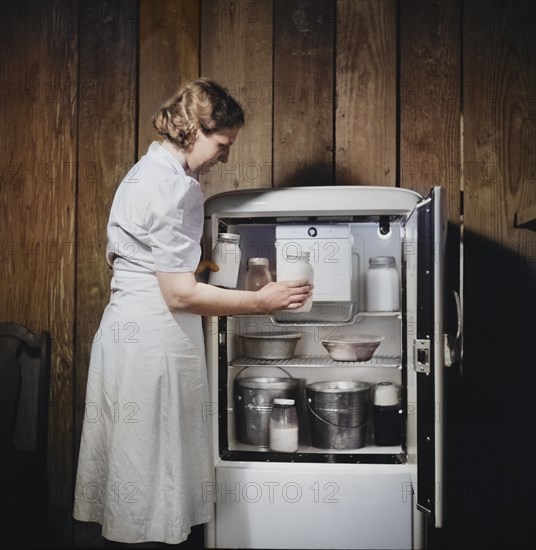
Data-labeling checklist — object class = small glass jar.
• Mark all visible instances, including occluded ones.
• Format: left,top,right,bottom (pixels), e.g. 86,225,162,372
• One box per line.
269,398,299,453
208,233,241,289
245,257,272,291
278,251,314,312
366,255,400,312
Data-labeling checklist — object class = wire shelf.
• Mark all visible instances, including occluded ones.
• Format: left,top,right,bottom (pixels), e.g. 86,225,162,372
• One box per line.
230,355,402,368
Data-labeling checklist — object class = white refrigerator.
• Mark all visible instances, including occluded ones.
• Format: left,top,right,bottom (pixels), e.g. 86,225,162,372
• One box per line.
202,186,459,549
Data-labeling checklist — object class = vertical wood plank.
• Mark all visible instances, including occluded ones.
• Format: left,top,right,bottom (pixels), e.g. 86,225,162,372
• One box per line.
336,0,397,186
139,0,200,157
273,0,335,187
200,0,273,196
399,0,461,222
0,0,78,544
464,0,536,247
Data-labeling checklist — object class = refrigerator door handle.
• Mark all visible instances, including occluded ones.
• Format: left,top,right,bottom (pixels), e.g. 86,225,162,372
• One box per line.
443,289,462,368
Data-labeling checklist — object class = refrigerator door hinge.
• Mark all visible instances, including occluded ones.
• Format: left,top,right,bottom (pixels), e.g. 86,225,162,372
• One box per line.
414,338,431,374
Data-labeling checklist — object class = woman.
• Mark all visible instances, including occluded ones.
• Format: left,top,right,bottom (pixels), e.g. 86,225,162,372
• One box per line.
73,78,312,545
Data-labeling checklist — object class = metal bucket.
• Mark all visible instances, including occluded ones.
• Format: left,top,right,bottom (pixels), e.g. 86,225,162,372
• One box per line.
235,376,300,447
306,381,370,450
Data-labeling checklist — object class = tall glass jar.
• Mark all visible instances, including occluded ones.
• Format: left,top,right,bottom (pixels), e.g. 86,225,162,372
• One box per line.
269,398,299,453
278,251,314,312
208,233,241,289
365,255,400,312
245,257,272,291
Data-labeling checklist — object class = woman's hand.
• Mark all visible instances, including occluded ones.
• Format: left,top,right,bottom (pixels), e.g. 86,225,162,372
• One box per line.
255,280,313,313
195,259,219,274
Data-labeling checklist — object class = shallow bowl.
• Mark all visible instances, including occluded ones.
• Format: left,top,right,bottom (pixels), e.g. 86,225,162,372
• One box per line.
322,335,384,362
241,332,301,360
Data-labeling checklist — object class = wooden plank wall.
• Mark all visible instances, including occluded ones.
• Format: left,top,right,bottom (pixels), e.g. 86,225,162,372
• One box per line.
0,0,78,544
0,0,535,547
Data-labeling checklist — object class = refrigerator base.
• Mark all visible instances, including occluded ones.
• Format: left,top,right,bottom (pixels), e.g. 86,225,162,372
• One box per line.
206,461,414,549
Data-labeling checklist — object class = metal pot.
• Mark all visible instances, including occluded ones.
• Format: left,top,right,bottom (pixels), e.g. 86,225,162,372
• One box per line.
235,376,301,447
241,332,301,359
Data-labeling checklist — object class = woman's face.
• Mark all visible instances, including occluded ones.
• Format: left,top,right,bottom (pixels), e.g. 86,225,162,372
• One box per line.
186,127,240,174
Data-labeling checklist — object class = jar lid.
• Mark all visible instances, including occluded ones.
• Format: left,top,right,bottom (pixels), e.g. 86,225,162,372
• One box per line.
248,257,269,266
369,255,395,267
218,232,240,242
373,382,399,406
273,398,295,406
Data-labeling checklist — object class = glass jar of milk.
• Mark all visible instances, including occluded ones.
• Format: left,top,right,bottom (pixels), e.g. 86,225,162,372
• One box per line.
277,251,314,312
269,398,299,453
208,233,241,289
365,256,400,311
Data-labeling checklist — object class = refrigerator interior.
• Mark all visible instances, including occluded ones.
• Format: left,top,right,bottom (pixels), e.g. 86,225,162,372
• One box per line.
213,216,409,463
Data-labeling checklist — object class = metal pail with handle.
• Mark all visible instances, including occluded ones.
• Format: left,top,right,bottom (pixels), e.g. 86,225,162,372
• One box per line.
306,380,370,449
235,375,300,447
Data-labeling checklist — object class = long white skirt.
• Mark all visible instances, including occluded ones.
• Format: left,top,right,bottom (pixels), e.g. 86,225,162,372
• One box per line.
73,268,214,544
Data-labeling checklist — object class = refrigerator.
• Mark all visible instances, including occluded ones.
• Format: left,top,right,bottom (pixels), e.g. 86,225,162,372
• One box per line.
202,186,460,550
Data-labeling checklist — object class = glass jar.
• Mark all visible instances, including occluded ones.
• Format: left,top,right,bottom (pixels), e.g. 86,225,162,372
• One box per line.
278,251,314,312
245,257,272,291
365,255,400,312
208,233,241,289
269,398,299,453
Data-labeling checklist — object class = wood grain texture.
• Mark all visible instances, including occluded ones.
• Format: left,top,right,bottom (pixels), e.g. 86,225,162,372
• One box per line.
464,0,536,247
139,0,200,157
200,0,273,195
273,0,335,187
400,0,461,222
336,0,397,186
75,0,137,492
0,0,78,544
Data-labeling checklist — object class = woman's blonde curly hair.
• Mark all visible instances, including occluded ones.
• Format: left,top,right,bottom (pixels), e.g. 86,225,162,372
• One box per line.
152,78,244,149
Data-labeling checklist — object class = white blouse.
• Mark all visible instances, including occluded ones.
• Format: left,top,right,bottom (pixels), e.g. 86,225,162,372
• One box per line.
106,141,204,273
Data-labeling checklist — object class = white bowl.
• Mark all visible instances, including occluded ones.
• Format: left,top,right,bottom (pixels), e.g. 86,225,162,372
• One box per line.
322,335,384,362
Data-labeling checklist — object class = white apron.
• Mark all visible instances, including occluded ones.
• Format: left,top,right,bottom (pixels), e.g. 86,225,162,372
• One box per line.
73,266,214,544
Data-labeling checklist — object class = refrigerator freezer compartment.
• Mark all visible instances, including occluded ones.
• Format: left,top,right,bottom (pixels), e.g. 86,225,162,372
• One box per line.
273,303,357,323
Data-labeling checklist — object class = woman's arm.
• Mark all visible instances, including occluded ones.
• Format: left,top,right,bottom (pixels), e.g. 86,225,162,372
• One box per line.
156,271,312,316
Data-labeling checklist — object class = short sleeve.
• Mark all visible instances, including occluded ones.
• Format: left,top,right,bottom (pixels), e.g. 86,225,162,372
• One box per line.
145,176,204,272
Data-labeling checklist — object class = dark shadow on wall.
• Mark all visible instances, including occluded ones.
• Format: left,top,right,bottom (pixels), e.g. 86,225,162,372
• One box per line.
429,228,536,550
